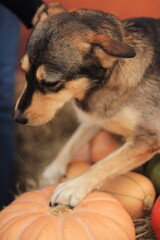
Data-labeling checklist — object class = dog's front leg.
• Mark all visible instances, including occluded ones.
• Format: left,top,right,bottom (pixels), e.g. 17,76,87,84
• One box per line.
50,135,159,207
39,123,100,187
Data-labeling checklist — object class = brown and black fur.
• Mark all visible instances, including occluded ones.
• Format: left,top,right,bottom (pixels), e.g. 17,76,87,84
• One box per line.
15,3,160,207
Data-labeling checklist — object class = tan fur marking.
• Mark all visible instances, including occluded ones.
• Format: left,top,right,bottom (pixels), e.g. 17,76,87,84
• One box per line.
65,78,89,99
21,55,30,72
40,12,48,21
24,78,89,126
102,107,139,136
36,65,46,81
47,2,66,15
94,47,117,68
77,42,91,55
24,92,58,126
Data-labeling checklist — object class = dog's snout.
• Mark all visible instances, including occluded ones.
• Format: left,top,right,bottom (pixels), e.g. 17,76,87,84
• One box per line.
14,111,28,125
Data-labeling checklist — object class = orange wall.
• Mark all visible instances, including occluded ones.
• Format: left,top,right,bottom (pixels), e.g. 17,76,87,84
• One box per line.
19,0,160,61
59,0,160,18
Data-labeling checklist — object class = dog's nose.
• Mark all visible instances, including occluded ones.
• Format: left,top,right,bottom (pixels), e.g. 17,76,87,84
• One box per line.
14,111,28,125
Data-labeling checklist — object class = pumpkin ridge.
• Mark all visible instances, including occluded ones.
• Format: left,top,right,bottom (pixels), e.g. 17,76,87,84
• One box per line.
34,220,51,240
0,209,52,230
0,214,31,233
72,216,94,240
81,198,121,205
2,202,46,214
73,209,132,240
0,209,25,221
12,199,47,205
57,217,64,240
122,174,146,197
0,210,39,228
0,212,49,232
0,210,50,224
0,213,45,239
102,190,143,201
18,216,50,240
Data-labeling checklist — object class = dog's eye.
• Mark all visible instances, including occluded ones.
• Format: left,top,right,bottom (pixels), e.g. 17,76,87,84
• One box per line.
40,80,61,88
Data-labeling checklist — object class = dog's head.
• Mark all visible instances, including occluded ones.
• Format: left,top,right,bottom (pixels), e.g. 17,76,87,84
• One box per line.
15,4,136,126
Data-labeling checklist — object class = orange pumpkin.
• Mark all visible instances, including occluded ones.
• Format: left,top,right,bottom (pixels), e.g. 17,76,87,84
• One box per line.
0,185,135,240
67,161,91,178
59,161,91,182
90,131,121,163
99,172,156,219
72,142,91,163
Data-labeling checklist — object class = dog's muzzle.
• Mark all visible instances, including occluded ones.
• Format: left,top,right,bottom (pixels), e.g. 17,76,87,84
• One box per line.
14,110,28,125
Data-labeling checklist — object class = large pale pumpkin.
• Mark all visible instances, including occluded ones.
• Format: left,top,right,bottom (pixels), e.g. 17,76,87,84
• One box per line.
0,185,135,240
100,172,156,219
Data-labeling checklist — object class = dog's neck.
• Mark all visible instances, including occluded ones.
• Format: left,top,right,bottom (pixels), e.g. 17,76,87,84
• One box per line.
74,34,153,117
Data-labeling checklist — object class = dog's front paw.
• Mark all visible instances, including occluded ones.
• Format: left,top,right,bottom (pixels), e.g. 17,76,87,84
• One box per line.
39,161,67,188
49,177,91,207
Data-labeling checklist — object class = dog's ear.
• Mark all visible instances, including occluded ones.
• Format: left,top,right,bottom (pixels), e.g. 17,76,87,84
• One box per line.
89,33,136,59
35,2,67,24
78,32,136,68
46,2,67,15
84,32,136,67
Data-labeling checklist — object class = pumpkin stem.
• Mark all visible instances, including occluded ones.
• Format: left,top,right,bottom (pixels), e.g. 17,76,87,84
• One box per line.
49,205,73,217
143,195,155,212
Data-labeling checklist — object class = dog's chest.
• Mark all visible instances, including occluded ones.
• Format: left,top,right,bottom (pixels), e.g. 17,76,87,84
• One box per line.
74,103,139,136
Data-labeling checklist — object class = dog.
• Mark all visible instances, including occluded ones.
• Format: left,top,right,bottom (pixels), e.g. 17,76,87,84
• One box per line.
15,2,160,208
